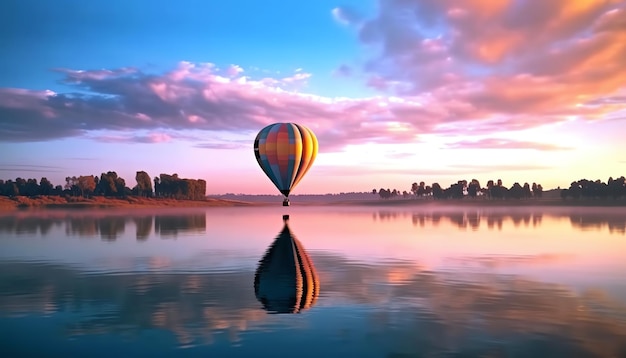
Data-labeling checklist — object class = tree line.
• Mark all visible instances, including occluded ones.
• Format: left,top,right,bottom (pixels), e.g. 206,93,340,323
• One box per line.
0,171,207,201
374,176,626,200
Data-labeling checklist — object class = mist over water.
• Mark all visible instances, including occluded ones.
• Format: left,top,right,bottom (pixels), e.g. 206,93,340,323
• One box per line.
1,206,625,357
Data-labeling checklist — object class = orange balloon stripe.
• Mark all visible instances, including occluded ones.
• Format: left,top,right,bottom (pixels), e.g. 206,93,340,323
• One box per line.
292,125,318,189
288,123,303,187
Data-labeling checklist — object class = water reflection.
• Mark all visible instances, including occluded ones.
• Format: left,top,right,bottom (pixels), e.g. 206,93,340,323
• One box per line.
0,261,263,348
373,209,626,234
254,215,319,314
0,212,207,239
1,254,625,356
0,207,625,356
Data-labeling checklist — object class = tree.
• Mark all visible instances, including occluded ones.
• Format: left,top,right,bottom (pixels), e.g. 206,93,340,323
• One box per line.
77,175,96,197
432,183,444,199
96,171,127,197
417,182,427,196
378,188,391,199
467,179,481,198
152,173,206,200
40,177,53,195
3,180,19,196
135,171,153,197
15,177,27,195
522,183,532,199
509,182,524,199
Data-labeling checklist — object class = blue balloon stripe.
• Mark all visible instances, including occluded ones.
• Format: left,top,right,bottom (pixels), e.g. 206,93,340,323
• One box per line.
259,155,282,190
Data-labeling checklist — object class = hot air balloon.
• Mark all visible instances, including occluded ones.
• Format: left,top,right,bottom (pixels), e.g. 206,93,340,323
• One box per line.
254,215,320,314
253,123,318,206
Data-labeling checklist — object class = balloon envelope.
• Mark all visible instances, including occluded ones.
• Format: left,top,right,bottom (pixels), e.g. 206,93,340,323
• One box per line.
253,123,318,197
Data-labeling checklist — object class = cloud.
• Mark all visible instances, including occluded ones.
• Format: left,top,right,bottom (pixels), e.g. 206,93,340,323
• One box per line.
333,64,352,77
314,166,462,177
331,7,362,26
0,63,427,150
65,157,97,161
0,168,63,173
91,133,173,144
451,163,551,171
445,254,574,268
446,138,572,151
0,164,64,173
349,0,626,124
2,22,624,154
194,141,249,150
86,130,202,144
315,162,548,177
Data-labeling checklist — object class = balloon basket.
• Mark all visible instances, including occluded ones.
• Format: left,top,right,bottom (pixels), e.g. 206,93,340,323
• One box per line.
282,198,290,207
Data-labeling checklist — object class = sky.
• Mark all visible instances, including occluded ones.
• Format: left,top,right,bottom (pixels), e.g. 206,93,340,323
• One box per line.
1,0,625,195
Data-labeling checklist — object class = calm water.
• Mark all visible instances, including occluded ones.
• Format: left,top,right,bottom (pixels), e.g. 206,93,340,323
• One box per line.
1,205,625,358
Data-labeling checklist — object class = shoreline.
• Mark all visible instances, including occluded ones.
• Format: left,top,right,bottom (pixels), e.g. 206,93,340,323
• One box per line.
1,195,625,212
327,198,626,208
0,195,259,212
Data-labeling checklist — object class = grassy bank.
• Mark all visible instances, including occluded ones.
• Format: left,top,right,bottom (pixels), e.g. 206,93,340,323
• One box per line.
1,195,625,212
0,195,256,211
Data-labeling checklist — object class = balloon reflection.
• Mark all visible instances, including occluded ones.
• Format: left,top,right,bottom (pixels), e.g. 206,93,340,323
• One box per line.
254,215,320,314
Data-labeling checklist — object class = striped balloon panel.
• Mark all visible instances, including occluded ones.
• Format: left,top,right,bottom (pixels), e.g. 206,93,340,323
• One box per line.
254,123,318,197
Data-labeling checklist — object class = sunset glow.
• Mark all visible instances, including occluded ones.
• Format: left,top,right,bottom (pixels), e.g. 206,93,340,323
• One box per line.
1,0,625,194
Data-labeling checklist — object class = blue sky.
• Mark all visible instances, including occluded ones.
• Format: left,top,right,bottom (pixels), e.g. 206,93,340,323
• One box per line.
2,0,372,96
1,0,625,194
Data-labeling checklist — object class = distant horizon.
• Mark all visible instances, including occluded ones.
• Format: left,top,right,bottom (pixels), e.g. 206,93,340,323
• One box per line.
2,1,625,193
1,169,613,196
0,170,591,194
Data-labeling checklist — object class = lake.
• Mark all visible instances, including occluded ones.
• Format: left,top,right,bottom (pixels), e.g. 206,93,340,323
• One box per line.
1,205,625,357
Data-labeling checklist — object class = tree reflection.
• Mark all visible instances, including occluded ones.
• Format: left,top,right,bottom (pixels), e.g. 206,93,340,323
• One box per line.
0,215,60,236
97,216,127,241
254,215,320,314
154,214,206,237
371,209,626,234
133,216,153,240
0,212,207,240
570,213,626,234
406,211,541,231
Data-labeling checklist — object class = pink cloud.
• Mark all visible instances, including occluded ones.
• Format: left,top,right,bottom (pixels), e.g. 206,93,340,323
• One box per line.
194,141,248,150
348,0,626,126
0,64,422,149
91,132,173,144
226,64,244,77
314,162,549,178
446,138,573,151
2,12,624,153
